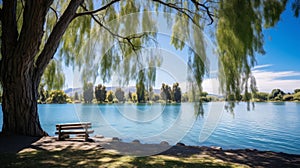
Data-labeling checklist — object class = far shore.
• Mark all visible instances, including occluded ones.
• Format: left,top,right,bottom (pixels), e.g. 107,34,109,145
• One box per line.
37,100,300,105
0,135,299,167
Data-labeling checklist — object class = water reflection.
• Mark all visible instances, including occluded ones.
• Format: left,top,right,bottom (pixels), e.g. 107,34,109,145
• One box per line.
0,102,299,154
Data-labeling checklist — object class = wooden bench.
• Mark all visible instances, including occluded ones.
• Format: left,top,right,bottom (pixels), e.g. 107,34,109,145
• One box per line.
55,122,94,141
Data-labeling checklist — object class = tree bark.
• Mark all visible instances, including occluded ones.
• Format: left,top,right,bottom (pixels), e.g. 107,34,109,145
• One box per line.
0,0,115,136
0,0,84,136
1,65,46,136
0,0,53,136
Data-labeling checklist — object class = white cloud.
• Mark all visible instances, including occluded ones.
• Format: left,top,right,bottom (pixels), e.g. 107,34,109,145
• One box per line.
199,64,300,94
65,63,300,95
252,64,273,70
252,65,300,93
178,78,221,95
202,78,221,94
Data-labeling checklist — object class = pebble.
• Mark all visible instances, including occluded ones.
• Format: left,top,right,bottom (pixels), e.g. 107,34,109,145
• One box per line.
211,146,222,150
94,135,104,138
112,137,120,141
132,139,140,144
176,142,185,146
160,141,169,145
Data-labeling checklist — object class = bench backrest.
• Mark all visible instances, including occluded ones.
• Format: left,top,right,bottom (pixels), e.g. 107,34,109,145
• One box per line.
56,122,92,130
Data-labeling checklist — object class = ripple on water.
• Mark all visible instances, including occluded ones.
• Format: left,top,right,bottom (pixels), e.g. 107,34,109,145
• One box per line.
0,102,299,154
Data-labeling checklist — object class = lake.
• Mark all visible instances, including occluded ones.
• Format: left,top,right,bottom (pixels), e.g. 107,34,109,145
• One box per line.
0,102,300,154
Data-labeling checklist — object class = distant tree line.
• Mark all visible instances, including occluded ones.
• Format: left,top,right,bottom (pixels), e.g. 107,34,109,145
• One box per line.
37,89,72,104
35,84,300,104
226,88,300,102
81,82,184,104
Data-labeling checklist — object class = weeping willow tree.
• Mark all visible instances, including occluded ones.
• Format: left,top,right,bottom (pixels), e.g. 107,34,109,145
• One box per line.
217,0,287,100
0,0,296,136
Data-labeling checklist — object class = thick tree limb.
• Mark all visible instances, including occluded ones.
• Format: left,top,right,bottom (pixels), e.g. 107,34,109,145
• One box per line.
15,0,53,62
1,0,18,59
35,0,83,79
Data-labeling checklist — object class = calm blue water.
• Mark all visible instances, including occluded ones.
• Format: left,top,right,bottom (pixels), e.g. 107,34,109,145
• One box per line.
0,102,300,154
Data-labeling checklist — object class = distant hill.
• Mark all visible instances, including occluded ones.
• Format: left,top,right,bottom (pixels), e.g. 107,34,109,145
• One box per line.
207,93,224,99
64,88,83,97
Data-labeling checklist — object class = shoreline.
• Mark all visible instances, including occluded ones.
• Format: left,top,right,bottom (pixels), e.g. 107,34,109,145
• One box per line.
0,135,299,167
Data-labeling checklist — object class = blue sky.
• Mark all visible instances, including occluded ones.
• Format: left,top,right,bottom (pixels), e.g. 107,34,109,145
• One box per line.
64,4,300,94
258,5,300,72
252,4,300,93
155,5,300,93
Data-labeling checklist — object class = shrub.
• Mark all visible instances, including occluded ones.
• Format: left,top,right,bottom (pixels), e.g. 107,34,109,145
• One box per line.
46,90,69,104
268,89,285,100
106,91,114,102
294,92,300,101
283,94,294,101
253,92,268,101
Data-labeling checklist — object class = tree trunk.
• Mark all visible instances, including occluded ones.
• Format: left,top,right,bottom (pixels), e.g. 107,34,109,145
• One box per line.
0,0,82,136
0,0,54,136
1,60,45,136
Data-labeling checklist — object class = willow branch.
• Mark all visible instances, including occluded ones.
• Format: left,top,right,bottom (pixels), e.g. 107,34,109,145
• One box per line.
152,0,201,26
0,8,2,22
35,0,83,78
76,0,120,17
49,6,59,22
79,4,147,53
191,0,214,25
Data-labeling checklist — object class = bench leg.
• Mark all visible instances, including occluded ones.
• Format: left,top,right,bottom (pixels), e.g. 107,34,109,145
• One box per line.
85,133,88,141
58,126,62,140
84,125,88,141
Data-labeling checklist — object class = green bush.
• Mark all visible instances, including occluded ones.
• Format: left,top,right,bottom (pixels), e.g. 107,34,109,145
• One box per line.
113,98,119,103
200,96,211,102
253,92,268,101
294,92,300,101
283,94,294,101
274,94,283,101
268,89,285,100
46,90,69,104
106,91,114,102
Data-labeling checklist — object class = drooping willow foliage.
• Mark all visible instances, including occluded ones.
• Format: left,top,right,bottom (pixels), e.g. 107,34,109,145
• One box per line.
25,0,292,102
217,0,287,101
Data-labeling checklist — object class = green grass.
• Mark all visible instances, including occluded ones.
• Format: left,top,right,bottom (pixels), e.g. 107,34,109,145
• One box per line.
0,147,249,168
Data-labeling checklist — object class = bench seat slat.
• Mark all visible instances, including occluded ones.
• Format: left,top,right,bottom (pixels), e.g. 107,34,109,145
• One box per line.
56,125,92,130
56,122,91,127
55,130,94,135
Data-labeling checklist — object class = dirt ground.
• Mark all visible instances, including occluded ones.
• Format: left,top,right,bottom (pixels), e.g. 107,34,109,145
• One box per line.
0,135,299,168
